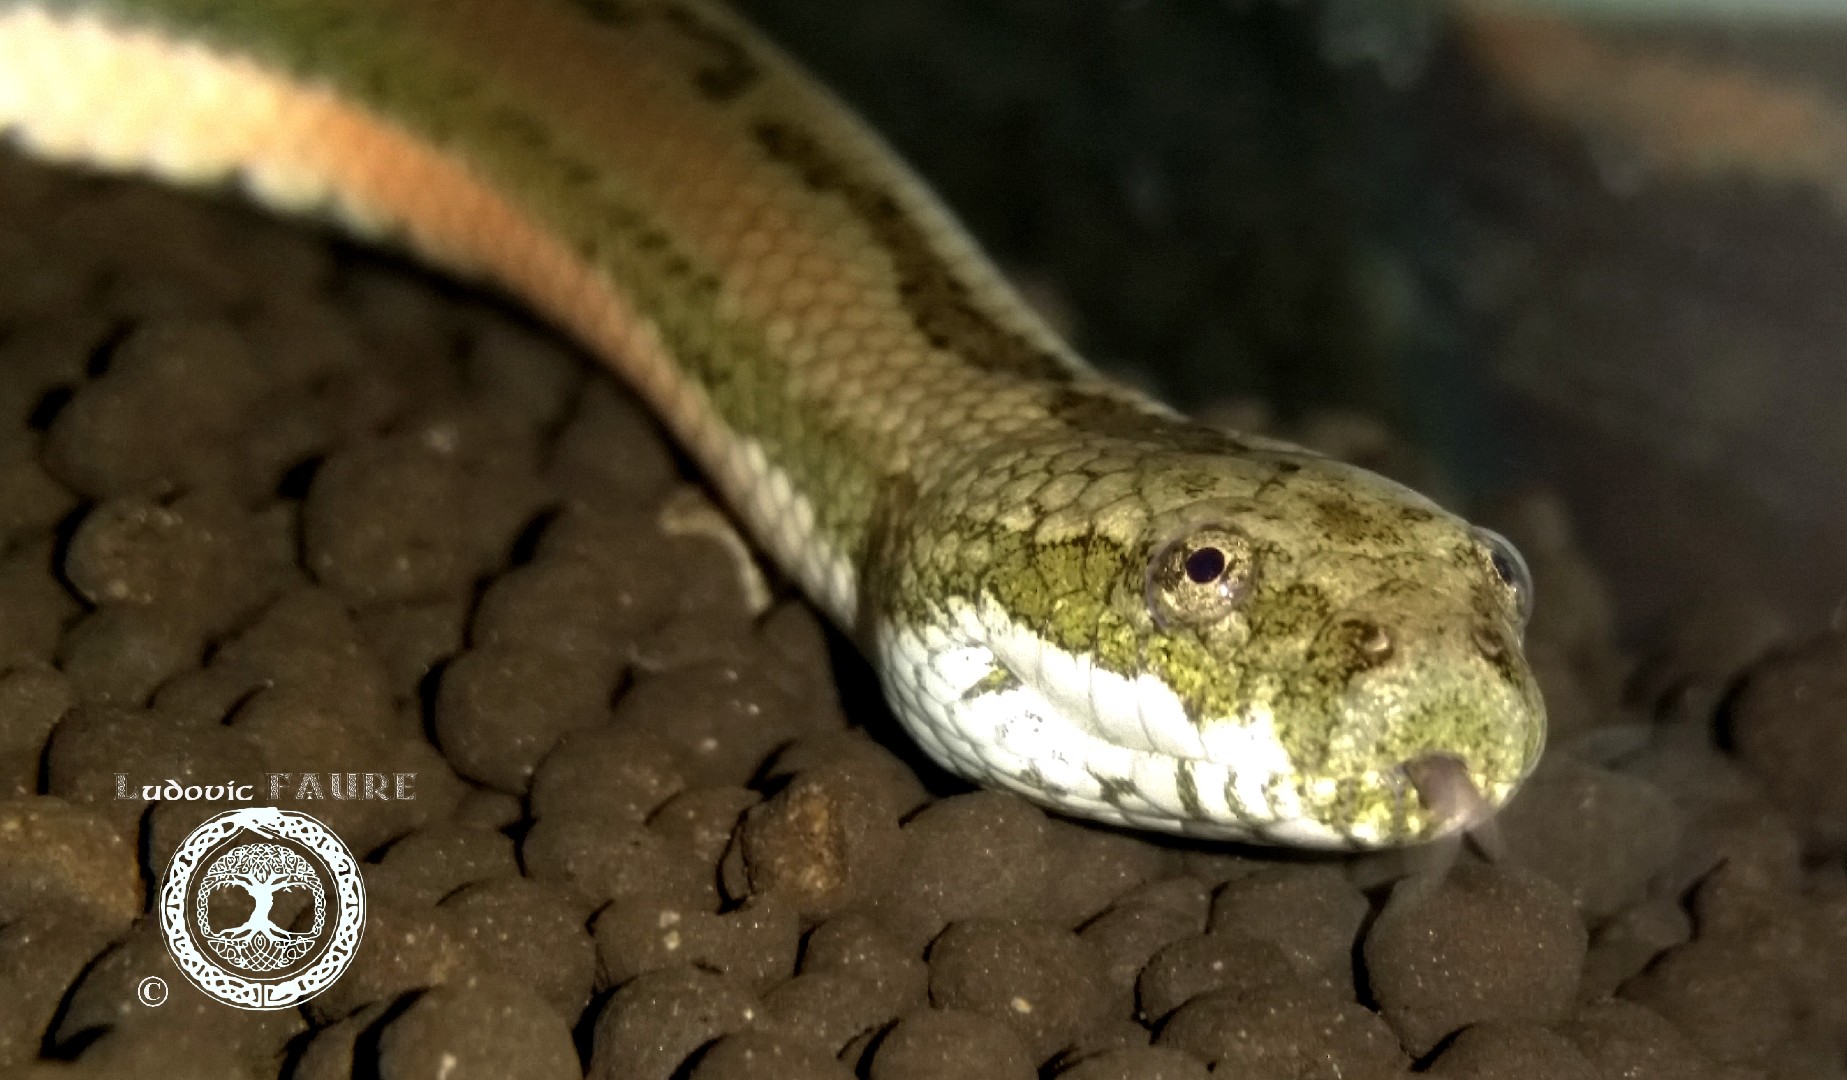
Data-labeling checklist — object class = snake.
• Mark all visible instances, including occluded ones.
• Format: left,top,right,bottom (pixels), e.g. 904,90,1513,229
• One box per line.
0,0,1546,847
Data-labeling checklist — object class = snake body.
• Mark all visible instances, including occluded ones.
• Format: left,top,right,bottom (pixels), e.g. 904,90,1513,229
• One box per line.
0,0,1545,846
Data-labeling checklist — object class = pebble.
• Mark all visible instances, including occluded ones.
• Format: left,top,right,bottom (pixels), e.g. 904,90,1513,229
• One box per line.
0,536,81,667
0,912,113,1067
588,966,761,1080
451,787,525,831
652,785,762,910
594,894,799,994
55,606,204,707
460,321,585,433
750,601,845,715
1206,864,1368,976
1726,628,1847,857
594,895,714,988
1495,754,1684,922
0,664,74,798
61,490,294,635
302,424,533,606
439,877,597,1022
0,797,141,931
435,642,622,793
1135,932,1302,1022
471,540,670,668
1563,998,1730,1080
759,970,906,1056
376,984,581,1080
1364,862,1586,1057
547,378,681,507
304,900,487,1024
68,1028,261,1080
369,822,520,907
169,586,397,730
54,918,305,1069
41,319,265,498
226,690,465,854
1037,820,1172,930
1051,1046,1208,1080
355,596,470,704
1080,880,1211,1019
57,188,255,317
651,786,762,867
612,659,813,787
686,1030,857,1080
864,792,1051,950
1803,881,1847,1047
289,1003,393,1080
868,1008,1037,1080
1153,979,1403,1078
735,760,906,921
0,434,75,537
523,814,709,911
1424,1021,1601,1079
1619,937,1796,1067
530,724,688,824
800,913,931,1016
0,313,102,429
1043,1022,1153,1072
927,918,1112,1062
1580,896,1693,998
759,731,930,820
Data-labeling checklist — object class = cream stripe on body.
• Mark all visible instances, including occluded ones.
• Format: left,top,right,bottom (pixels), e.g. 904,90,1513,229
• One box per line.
0,2,859,616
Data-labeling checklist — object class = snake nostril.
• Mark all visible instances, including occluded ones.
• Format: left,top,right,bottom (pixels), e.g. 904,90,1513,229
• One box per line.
1472,622,1507,661
1335,618,1394,670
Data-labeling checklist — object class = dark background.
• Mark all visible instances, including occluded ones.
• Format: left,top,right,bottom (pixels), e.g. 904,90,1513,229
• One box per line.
728,0,1847,642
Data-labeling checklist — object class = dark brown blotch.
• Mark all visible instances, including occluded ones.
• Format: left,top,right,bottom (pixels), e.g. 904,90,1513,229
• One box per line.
658,2,762,101
752,121,1075,385
1097,774,1139,809
1042,389,1247,453
1309,495,1393,546
567,0,645,25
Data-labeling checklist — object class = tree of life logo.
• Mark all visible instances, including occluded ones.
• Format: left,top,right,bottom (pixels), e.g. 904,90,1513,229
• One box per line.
159,807,365,1010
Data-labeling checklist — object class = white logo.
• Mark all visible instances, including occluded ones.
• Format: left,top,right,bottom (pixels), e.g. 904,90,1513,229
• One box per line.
158,807,365,1010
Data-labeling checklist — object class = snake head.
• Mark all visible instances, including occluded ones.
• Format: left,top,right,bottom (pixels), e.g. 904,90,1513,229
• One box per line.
880,440,1546,849
1130,457,1546,846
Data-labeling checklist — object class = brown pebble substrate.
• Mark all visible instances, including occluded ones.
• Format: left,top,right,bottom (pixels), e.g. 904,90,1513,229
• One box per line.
0,148,1842,1080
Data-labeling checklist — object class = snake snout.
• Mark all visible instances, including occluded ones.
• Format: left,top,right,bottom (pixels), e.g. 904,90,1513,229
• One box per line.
1294,581,1544,845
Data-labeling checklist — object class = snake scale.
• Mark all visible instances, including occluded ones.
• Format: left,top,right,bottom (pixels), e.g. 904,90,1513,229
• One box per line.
0,0,1545,847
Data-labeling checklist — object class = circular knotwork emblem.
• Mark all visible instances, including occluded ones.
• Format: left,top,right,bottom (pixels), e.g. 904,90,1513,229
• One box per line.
159,807,365,1010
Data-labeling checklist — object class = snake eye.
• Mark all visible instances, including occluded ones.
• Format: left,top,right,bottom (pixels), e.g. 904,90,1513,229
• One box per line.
1147,526,1255,630
1473,527,1534,628
1184,546,1227,584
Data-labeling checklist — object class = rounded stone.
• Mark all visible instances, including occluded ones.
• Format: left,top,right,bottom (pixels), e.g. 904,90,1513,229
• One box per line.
1364,863,1587,1057
927,918,1111,1062
376,984,580,1080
